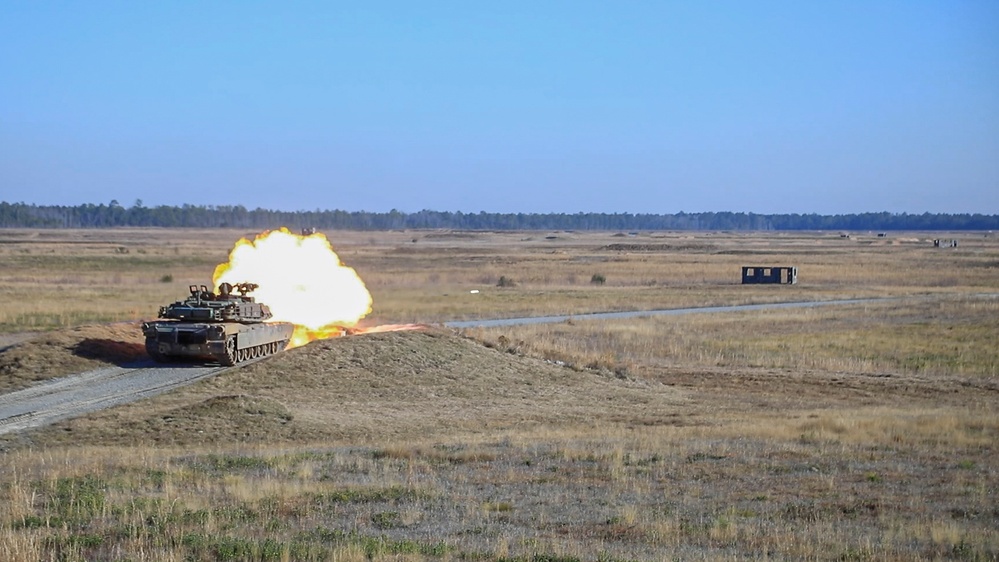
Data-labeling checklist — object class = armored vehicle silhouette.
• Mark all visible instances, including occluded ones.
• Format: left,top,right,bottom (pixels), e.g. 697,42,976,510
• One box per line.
142,282,293,365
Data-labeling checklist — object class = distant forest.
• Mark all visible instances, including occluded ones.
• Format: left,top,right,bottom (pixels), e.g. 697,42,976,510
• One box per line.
1,201,997,231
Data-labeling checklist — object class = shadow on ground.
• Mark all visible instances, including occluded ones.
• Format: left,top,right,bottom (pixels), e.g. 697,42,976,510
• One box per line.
73,338,147,365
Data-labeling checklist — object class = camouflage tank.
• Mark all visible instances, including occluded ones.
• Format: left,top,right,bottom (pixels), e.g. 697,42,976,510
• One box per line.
142,282,294,365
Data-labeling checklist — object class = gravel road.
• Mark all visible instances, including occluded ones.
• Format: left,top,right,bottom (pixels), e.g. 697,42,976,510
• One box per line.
444,293,999,328
0,360,226,436
443,297,885,328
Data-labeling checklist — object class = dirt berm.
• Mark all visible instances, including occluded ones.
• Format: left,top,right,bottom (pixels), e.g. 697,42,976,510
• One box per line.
8,327,688,447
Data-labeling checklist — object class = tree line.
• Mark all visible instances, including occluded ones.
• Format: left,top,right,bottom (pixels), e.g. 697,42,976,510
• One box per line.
1,201,996,231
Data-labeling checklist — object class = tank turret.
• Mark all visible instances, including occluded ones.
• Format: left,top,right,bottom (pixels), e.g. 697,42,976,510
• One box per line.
158,282,273,323
142,282,293,365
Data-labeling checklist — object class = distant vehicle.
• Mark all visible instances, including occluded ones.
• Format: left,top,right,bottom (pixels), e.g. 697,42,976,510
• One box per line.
141,282,293,365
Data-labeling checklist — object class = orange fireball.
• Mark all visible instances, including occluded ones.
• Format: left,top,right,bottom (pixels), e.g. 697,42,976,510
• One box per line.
213,228,372,348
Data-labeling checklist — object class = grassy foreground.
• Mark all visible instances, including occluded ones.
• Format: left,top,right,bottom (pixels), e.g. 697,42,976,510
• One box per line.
3,413,997,561
1,228,997,561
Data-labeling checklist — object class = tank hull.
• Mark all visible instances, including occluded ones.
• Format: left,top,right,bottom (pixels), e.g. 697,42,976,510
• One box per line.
142,320,294,366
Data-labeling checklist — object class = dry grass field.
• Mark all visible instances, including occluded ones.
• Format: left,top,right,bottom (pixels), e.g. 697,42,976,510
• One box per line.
1,227,997,561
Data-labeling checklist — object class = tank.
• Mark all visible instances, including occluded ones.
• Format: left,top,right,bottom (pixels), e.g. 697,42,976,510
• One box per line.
141,282,294,365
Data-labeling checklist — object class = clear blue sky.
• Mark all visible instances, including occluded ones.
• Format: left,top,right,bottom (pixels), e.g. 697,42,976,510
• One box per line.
2,1,997,214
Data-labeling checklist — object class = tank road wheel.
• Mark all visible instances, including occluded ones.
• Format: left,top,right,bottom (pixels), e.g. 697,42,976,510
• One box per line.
145,338,166,362
237,348,247,362
221,337,238,366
